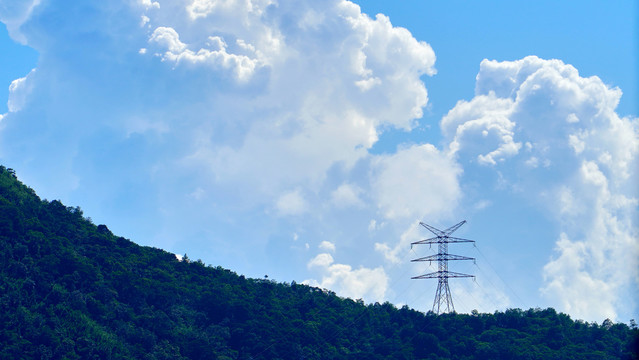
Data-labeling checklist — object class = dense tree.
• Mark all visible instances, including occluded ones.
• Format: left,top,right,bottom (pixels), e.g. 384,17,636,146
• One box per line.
0,165,637,359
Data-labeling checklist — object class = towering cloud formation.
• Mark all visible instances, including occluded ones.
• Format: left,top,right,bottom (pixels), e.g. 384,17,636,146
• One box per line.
441,56,639,320
2,0,435,197
0,0,436,304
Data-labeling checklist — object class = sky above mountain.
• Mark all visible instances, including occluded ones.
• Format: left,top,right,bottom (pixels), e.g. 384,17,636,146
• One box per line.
0,0,637,323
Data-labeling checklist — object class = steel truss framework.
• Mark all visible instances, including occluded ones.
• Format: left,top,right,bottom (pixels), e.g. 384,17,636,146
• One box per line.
411,220,475,314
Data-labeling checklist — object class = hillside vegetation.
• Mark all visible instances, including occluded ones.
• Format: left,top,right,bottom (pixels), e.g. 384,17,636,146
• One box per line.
0,165,637,359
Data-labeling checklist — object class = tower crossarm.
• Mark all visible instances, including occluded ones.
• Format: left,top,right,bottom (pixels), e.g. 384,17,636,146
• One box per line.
441,220,467,235
411,270,475,280
419,220,466,237
411,236,475,247
411,254,475,262
446,236,475,243
419,222,447,237
410,236,439,247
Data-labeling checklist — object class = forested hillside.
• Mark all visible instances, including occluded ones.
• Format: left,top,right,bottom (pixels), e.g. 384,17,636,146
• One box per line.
0,165,637,359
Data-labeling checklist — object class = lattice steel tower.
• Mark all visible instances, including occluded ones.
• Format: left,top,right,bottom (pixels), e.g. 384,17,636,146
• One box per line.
411,220,475,314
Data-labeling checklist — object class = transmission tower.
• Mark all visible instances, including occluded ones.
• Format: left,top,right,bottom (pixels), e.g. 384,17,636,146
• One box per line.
411,220,475,314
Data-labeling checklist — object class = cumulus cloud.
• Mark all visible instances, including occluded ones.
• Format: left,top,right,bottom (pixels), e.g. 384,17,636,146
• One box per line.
7,68,36,112
0,0,436,210
140,0,160,9
307,252,335,269
443,93,518,165
275,189,307,216
186,0,268,20
330,183,364,208
375,221,422,264
318,240,336,252
304,252,388,303
541,159,638,320
542,233,618,319
136,0,436,200
148,26,262,81
0,0,41,43
441,56,639,321
371,144,462,221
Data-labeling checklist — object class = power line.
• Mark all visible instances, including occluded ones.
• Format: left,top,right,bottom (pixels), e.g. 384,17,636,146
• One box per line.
473,244,526,308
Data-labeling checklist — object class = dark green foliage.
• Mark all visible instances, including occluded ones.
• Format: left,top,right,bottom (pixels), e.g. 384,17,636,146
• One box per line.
0,165,636,359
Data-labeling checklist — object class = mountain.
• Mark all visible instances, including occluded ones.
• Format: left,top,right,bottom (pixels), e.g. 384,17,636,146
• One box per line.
0,165,637,359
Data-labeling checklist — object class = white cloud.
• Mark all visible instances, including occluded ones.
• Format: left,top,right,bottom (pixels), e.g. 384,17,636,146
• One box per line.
0,0,436,210
542,233,618,320
304,252,389,302
307,253,334,269
355,76,381,91
568,133,585,154
442,55,639,321
367,219,378,232
566,113,579,124
148,26,187,53
375,221,422,264
275,189,308,216
442,93,519,165
371,144,462,221
318,240,336,252
186,0,271,20
139,0,438,203
374,218,469,269
148,27,262,81
0,7,440,310
473,200,491,210
541,159,639,321
140,0,160,9
7,69,36,112
524,156,539,168
0,0,41,43
330,183,364,208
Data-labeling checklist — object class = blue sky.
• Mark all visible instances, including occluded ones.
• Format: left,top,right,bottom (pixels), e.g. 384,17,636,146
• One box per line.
1,0,637,323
